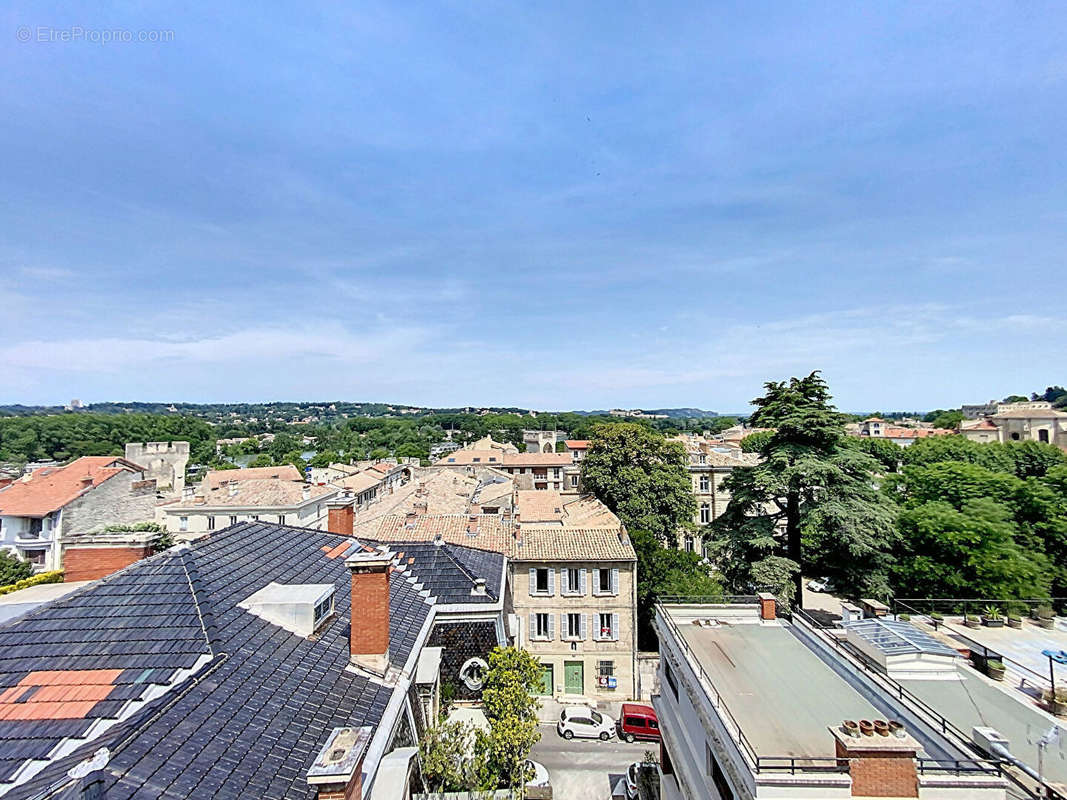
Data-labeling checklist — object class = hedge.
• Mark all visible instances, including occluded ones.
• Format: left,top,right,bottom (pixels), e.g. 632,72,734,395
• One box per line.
0,570,64,596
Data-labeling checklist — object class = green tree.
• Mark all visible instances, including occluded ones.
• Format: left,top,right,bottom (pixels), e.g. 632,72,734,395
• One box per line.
851,436,901,473
481,646,541,792
418,721,492,793
580,423,695,544
740,430,773,453
1002,394,1028,403
929,410,963,430
711,372,897,606
0,551,34,586
893,499,1049,599
632,529,721,647
248,453,274,468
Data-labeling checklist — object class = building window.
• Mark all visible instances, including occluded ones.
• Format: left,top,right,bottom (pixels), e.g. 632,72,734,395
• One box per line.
229,515,238,526
664,659,678,699
24,550,46,566
570,474,578,488
534,568,550,594
313,594,334,624
1039,429,1049,443
684,535,695,553
179,516,188,532
598,660,616,690
251,515,259,521
707,744,734,800
700,503,710,524
598,613,619,641
598,568,612,594
472,457,481,463
1011,432,1020,441
565,613,584,640
699,475,710,492
207,516,216,531
565,567,584,595
699,454,707,464
534,612,551,640
278,514,286,525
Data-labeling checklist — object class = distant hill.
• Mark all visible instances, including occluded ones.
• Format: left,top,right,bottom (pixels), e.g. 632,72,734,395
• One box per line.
574,408,719,419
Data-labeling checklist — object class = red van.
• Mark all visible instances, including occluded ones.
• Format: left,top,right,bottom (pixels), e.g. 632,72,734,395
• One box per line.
616,703,660,743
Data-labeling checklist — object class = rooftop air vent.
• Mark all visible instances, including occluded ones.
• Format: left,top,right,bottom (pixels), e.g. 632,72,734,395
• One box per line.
238,582,335,637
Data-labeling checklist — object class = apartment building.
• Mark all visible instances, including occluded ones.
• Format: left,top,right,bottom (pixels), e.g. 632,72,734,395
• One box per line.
670,434,759,552
160,469,338,536
654,598,1013,800
991,402,1067,448
369,486,639,701
0,456,157,575
436,440,576,491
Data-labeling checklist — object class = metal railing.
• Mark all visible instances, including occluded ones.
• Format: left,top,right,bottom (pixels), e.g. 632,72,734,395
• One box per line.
654,599,763,771
790,608,1053,800
893,597,1067,617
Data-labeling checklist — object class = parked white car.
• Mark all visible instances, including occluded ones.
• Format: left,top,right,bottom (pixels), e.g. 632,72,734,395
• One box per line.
625,762,641,798
557,706,616,740
525,760,550,789
806,576,833,593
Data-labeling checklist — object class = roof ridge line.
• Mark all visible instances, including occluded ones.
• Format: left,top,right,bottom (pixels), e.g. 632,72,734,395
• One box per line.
178,549,220,654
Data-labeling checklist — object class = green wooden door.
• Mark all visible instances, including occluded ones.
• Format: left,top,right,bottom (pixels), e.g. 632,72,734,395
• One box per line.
538,664,554,696
564,660,584,694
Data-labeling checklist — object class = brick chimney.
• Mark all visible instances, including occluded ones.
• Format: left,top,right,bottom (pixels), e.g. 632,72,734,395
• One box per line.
830,723,920,797
413,500,428,516
306,726,373,800
327,496,355,537
466,514,479,536
345,552,391,676
757,592,776,621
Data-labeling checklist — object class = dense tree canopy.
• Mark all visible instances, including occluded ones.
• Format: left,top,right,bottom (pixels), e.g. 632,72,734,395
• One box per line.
711,372,897,607
580,423,696,543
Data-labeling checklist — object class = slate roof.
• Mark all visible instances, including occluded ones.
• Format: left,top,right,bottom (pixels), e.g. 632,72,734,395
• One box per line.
370,540,504,605
0,457,144,518
0,521,502,799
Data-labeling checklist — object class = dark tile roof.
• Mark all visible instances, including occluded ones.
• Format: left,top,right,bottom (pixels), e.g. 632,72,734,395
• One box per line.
0,521,503,799
370,539,504,605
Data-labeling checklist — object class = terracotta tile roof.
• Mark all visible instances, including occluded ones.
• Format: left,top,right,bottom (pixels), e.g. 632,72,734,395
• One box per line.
435,450,570,468
883,427,954,439
373,509,634,562
337,471,383,493
564,440,590,449
516,490,565,523
960,419,998,431
203,465,302,489
171,479,336,509
993,408,1067,419
0,669,123,721
513,526,636,562
0,457,142,517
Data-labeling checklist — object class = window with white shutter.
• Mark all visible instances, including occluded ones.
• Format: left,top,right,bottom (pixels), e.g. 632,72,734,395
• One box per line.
547,614,555,640
611,567,619,595
529,568,537,596
547,568,555,595
528,612,536,639
612,612,619,641
579,613,587,641
579,568,587,595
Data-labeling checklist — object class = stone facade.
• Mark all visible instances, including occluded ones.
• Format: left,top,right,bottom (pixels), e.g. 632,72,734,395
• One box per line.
514,558,637,701
61,472,157,540
125,441,190,495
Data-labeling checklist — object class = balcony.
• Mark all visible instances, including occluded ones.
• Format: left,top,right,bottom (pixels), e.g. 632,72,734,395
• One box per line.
14,531,54,546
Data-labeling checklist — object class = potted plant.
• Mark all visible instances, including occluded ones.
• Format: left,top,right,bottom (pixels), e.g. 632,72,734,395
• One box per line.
898,613,911,622
873,719,890,736
858,719,874,737
981,606,1004,628
929,612,943,627
1036,605,1056,630
1043,687,1067,717
1006,603,1024,629
965,613,981,629
986,659,1006,681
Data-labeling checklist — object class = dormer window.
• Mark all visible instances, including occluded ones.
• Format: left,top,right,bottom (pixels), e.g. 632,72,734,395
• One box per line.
314,594,334,625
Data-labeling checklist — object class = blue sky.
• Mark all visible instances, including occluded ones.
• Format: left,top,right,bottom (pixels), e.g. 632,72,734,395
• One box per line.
2,2,1064,412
